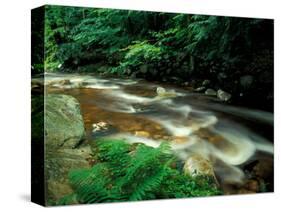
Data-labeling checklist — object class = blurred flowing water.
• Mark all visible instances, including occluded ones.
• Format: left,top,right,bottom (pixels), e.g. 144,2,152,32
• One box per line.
45,73,273,193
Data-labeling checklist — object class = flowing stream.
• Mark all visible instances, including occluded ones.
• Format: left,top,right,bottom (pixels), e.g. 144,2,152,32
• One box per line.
45,73,273,193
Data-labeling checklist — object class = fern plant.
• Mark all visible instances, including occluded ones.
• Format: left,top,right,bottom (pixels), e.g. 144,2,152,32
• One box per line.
60,139,221,205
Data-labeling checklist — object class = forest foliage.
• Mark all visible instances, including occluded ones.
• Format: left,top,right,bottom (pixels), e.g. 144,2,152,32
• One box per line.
40,5,273,77
32,5,273,110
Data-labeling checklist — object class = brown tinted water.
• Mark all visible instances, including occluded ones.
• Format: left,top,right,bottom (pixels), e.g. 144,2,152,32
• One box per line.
45,73,273,194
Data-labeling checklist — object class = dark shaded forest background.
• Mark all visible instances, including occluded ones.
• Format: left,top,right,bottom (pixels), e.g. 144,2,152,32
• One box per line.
32,5,273,111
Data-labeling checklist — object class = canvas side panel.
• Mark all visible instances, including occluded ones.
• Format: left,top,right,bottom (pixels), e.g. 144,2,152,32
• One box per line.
31,5,46,206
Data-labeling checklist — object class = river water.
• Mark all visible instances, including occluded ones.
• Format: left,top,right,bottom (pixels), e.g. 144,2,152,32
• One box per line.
44,73,274,193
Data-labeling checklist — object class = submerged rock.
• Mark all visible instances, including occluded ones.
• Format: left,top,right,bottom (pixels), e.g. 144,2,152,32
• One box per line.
217,89,232,101
135,131,150,138
45,94,85,148
205,88,217,96
60,79,71,85
47,79,71,87
71,81,84,88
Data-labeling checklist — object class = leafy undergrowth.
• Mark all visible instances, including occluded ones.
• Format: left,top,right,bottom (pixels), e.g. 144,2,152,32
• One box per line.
57,139,221,205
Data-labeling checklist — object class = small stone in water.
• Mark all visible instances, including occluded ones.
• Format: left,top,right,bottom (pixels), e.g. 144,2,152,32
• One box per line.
246,180,259,192
153,134,162,140
92,121,109,132
156,87,177,98
135,131,150,138
217,89,232,101
183,154,216,179
205,88,217,96
194,87,206,92
172,136,188,144
156,87,166,95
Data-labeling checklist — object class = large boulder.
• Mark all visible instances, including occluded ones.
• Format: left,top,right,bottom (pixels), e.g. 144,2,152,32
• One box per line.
32,94,90,204
45,94,85,148
44,94,91,204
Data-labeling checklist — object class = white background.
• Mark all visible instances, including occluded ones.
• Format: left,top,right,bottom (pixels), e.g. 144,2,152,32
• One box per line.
0,0,280,211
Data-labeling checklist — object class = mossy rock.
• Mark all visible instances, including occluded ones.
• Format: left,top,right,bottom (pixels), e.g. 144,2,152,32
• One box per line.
45,94,86,148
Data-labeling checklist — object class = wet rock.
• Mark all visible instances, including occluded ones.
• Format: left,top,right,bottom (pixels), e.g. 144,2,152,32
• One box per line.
135,131,150,138
217,89,232,101
132,103,153,112
71,82,84,88
252,158,273,179
183,154,216,179
240,75,254,89
245,180,259,192
92,121,118,138
194,87,206,92
156,87,177,98
45,94,85,148
205,88,217,96
202,79,211,86
47,79,71,87
242,158,273,193
92,121,109,132
58,79,71,85
156,87,166,95
182,82,190,86
40,94,91,203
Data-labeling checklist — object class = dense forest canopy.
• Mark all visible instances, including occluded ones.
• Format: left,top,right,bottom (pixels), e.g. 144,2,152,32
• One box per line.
32,5,273,110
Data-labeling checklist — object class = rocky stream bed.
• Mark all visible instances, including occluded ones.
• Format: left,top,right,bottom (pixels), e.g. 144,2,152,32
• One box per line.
32,73,274,203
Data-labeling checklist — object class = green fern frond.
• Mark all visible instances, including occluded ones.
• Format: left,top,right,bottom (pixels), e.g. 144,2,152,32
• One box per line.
62,139,220,204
